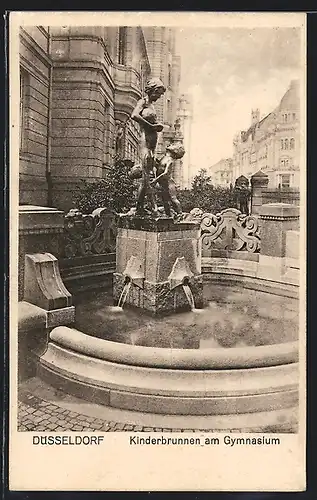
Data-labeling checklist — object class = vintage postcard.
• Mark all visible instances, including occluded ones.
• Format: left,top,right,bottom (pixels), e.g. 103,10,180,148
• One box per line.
9,11,306,491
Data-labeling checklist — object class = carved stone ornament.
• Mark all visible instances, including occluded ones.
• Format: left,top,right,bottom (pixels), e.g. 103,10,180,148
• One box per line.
63,208,117,258
200,208,260,253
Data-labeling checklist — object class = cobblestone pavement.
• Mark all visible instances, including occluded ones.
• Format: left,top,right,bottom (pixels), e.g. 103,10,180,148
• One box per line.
18,390,297,433
18,392,200,432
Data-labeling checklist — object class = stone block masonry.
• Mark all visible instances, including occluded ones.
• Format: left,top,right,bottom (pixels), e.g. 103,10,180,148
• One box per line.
113,216,203,314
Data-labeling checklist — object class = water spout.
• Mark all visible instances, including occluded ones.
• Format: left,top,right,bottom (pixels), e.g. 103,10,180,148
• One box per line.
182,282,202,313
117,279,131,309
182,283,195,311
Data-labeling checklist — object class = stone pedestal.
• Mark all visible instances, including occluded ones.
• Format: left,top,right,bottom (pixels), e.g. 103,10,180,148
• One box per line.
258,203,300,281
251,170,269,215
19,205,65,300
113,216,203,314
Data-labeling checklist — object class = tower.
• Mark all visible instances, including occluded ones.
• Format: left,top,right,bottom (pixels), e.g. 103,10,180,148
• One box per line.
176,93,193,188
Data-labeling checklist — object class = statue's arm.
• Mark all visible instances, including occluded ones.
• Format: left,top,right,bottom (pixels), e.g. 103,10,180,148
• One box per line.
150,159,172,184
131,99,155,130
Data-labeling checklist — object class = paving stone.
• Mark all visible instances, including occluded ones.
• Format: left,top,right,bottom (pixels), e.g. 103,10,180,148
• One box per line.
68,412,80,418
47,422,59,431
133,425,143,432
90,422,104,430
48,416,59,424
72,425,84,431
123,424,135,431
77,415,89,421
114,423,126,431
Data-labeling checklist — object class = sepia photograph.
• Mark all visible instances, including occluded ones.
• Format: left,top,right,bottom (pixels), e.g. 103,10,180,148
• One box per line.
9,11,306,491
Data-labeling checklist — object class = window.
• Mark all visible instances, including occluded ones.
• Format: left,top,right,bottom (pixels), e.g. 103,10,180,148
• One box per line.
284,138,289,150
292,113,296,121
281,139,284,150
20,68,29,152
167,99,172,124
280,158,289,168
279,174,291,189
118,27,127,65
290,138,295,149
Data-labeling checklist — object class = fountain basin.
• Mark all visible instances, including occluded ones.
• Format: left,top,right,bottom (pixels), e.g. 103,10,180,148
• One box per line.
38,273,299,421
39,332,298,416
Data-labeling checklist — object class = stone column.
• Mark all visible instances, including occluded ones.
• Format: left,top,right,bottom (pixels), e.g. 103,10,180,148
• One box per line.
250,170,269,214
258,203,300,280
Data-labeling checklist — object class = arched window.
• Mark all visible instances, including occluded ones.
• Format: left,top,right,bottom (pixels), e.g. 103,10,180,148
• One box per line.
290,138,295,149
284,138,289,150
281,139,284,150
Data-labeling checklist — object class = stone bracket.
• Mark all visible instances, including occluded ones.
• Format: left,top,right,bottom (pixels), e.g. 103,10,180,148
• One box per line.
123,255,145,289
168,256,194,290
24,253,73,310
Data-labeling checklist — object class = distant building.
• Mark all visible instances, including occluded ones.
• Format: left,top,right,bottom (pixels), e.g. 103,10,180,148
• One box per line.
19,26,182,210
208,158,233,187
176,93,193,189
232,80,300,188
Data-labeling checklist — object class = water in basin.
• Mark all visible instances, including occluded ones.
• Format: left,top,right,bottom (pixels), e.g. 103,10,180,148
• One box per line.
74,284,298,350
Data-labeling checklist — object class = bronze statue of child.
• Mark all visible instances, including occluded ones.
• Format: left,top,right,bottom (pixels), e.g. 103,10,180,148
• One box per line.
129,142,185,220
150,142,185,220
130,77,166,216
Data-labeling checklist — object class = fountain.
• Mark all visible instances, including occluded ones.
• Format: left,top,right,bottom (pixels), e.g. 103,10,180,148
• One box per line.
29,79,299,431
112,79,202,315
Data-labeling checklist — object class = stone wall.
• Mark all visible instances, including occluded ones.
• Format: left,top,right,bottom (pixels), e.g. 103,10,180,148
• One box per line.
49,27,116,211
19,27,52,206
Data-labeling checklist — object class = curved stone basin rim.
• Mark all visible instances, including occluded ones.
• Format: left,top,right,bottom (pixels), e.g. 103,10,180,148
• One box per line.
50,327,298,370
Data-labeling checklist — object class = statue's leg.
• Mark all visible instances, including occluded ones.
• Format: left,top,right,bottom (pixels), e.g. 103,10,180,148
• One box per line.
169,181,182,214
161,192,172,217
144,155,158,215
135,177,146,214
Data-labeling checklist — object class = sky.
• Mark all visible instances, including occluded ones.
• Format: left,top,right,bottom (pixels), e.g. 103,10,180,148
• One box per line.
175,27,302,172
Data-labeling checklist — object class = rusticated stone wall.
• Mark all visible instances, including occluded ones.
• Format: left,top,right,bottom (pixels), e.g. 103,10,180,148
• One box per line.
19,26,52,206
49,27,116,211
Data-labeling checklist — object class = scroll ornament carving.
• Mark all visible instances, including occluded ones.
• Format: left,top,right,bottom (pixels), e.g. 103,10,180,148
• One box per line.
200,208,260,253
63,208,117,258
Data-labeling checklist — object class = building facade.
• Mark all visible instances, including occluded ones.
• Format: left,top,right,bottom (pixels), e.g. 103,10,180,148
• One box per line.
232,80,300,188
208,157,233,187
19,26,53,207
19,26,182,211
176,93,193,189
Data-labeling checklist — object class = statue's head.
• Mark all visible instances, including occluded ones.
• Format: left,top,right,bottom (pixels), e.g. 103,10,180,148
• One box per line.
145,78,166,101
166,142,185,160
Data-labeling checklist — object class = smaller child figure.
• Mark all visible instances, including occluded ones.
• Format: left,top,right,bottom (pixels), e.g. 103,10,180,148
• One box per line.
150,142,185,220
